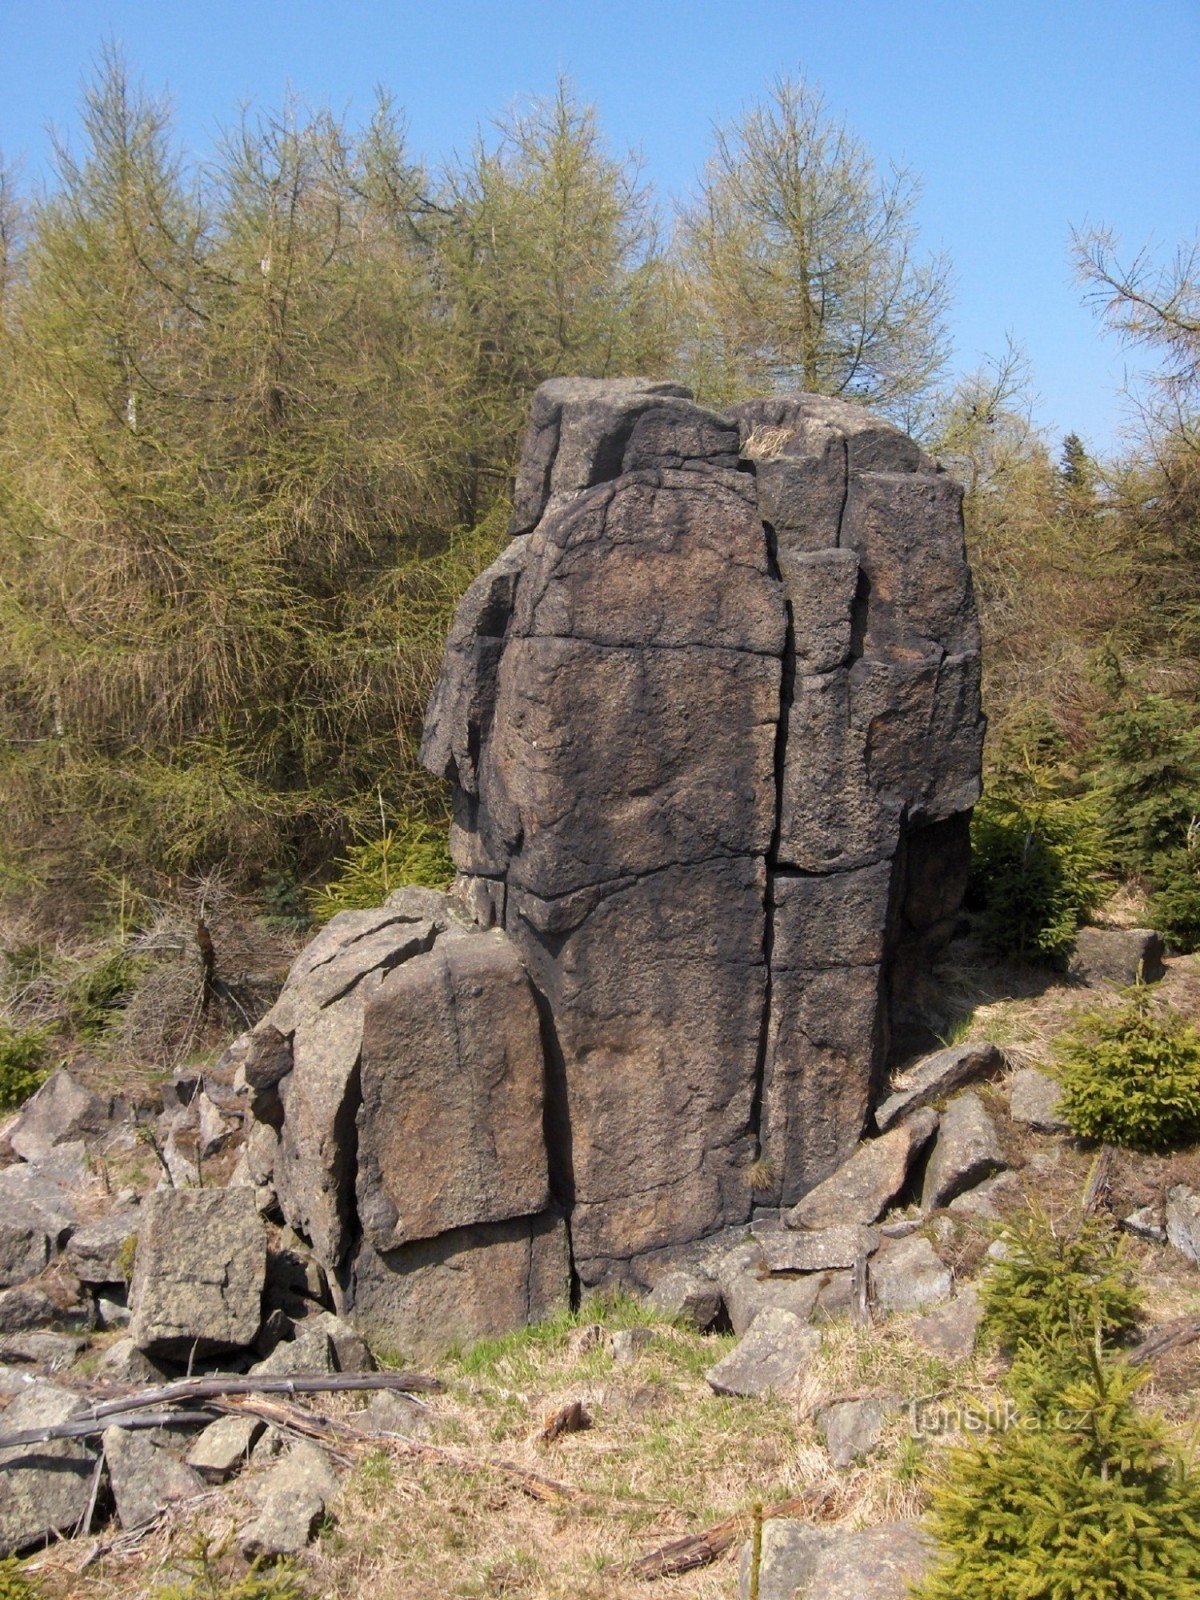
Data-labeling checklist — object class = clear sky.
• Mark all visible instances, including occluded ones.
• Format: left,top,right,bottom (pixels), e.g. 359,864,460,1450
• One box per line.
1,0,1196,456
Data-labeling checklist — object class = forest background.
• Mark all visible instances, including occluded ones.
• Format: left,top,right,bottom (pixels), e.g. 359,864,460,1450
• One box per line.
1,55,1198,1054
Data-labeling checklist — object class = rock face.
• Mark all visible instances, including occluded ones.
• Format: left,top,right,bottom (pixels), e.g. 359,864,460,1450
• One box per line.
423,380,983,1286
248,378,982,1344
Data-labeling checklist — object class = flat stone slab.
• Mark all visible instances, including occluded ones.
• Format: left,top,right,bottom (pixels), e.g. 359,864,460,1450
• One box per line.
0,1381,98,1554
740,1518,931,1600
788,1109,938,1231
921,1091,1006,1210
875,1042,1003,1132
758,1224,879,1274
1008,1067,1069,1132
186,1414,264,1480
706,1308,821,1397
870,1234,952,1314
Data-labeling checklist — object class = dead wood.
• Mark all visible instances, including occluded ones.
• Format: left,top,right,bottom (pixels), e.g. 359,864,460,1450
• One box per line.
0,1370,440,1450
539,1400,591,1445
630,1488,832,1580
1128,1316,1200,1366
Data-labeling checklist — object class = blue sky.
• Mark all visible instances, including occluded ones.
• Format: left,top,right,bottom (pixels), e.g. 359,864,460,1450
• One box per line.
1,0,1196,456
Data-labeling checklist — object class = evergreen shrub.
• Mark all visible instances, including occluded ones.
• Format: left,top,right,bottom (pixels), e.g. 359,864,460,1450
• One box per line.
0,1023,48,1110
979,1204,1142,1409
1056,990,1200,1151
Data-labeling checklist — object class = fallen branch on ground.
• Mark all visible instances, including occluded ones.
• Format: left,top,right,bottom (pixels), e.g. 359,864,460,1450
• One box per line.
0,1370,440,1450
629,1488,833,1580
1129,1316,1200,1366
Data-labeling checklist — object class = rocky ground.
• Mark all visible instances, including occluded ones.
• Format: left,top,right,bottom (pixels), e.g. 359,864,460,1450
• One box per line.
0,926,1197,1600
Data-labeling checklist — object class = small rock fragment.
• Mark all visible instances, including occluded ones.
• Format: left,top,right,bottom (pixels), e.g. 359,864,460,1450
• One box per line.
921,1092,1006,1210
610,1327,654,1364
102,1427,203,1529
240,1441,341,1559
1166,1185,1200,1264
820,1394,896,1467
789,1110,939,1231
870,1235,952,1314
705,1308,821,1398
185,1415,265,1481
1008,1067,1069,1133
908,1285,982,1362
874,1044,1004,1132
1123,1205,1166,1244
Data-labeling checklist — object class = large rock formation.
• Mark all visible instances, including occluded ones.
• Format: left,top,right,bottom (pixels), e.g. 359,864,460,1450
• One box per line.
422,378,984,1286
243,377,982,1340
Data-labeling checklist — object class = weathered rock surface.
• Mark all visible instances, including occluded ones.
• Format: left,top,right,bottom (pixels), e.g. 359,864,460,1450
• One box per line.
870,1235,953,1314
240,1441,341,1559
1070,926,1165,987
422,380,982,1285
921,1091,1006,1209
706,1307,821,1397
1008,1066,1069,1132
7,1070,112,1163
186,1414,264,1480
102,1427,202,1529
739,1518,931,1600
0,1382,98,1554
788,1110,939,1230
715,1240,838,1335
129,1188,266,1358
251,379,983,1338
65,1210,138,1285
820,1394,896,1467
1166,1185,1200,1264
646,1269,723,1331
351,1211,569,1356
874,1042,1004,1132
356,929,548,1250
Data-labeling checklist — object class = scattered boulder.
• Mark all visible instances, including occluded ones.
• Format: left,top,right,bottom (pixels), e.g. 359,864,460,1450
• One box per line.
908,1285,982,1362
240,1441,341,1559
874,1042,1004,1132
705,1308,821,1398
870,1235,952,1314
186,1415,264,1481
739,1518,930,1600
1069,926,1165,987
646,1269,723,1332
921,1092,1006,1210
1166,1185,1200,1264
65,1210,139,1285
102,1427,202,1529
820,1394,896,1467
1008,1067,1069,1133
715,1241,828,1336
789,1110,939,1231
1123,1205,1167,1244
129,1187,267,1359
0,1381,99,1554
7,1070,112,1163
302,1310,375,1372
946,1168,1023,1223
757,1223,878,1274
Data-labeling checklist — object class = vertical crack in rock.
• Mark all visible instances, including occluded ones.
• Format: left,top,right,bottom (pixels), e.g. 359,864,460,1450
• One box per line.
250,377,983,1347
